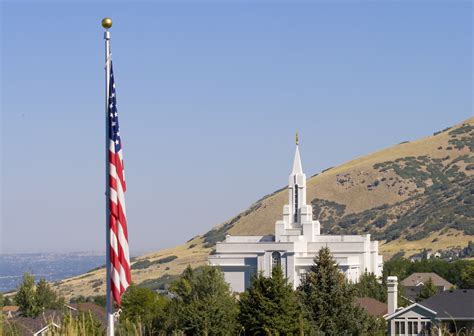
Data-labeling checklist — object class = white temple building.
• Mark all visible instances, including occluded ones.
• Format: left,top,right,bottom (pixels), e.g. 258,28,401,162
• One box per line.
209,136,383,292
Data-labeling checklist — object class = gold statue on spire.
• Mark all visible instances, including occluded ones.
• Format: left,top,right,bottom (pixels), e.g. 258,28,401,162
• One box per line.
296,131,299,145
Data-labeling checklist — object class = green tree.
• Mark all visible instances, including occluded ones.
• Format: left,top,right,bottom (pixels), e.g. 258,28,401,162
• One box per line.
417,277,438,301
238,267,303,335
120,284,168,334
166,265,239,335
15,273,64,318
36,278,63,310
15,273,41,317
383,257,412,282
353,271,386,302
298,247,381,335
460,264,474,289
387,257,474,288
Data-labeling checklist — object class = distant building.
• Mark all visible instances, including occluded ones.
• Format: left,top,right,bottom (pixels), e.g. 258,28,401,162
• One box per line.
385,276,474,335
401,272,453,302
209,137,383,292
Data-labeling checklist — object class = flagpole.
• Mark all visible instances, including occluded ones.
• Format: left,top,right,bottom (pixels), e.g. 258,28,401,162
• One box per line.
102,17,114,336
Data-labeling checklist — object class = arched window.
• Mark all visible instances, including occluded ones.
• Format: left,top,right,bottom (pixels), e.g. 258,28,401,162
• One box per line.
294,184,299,223
272,251,281,268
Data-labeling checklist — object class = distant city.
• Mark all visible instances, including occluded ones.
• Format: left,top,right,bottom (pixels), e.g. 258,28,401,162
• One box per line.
0,252,105,292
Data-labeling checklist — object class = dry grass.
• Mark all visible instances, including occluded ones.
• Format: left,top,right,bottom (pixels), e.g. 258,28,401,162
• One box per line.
380,229,474,260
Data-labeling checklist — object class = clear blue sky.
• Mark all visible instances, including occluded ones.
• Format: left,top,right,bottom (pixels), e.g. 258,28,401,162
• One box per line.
1,1,472,254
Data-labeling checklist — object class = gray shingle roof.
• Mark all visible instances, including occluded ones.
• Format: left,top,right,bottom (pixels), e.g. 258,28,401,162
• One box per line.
420,289,474,319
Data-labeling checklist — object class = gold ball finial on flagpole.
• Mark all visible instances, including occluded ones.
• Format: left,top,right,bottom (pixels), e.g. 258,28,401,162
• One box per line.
102,18,113,29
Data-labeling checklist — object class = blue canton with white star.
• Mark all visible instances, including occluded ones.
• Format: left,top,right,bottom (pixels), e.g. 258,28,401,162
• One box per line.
108,63,122,153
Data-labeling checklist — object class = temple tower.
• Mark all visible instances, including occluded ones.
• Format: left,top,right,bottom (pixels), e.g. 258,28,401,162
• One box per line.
275,133,320,242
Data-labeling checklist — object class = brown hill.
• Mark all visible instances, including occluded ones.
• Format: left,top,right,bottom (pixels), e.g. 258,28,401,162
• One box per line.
55,117,474,299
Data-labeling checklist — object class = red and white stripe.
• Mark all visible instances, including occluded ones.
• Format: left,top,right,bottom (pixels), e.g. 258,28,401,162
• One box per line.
109,141,131,305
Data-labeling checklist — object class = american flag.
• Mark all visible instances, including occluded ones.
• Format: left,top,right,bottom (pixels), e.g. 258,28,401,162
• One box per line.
108,62,131,305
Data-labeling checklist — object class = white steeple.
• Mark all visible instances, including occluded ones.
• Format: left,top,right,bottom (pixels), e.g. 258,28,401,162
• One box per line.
275,132,321,242
288,133,306,224
292,145,303,175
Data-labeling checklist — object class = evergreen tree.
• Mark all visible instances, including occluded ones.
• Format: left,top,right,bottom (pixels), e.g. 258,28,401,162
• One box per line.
417,277,438,301
36,278,63,310
15,273,64,318
353,271,386,302
238,267,303,335
167,265,239,335
120,284,168,335
298,247,380,335
15,273,41,317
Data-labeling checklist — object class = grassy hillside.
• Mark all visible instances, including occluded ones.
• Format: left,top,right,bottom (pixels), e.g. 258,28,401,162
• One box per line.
55,117,474,299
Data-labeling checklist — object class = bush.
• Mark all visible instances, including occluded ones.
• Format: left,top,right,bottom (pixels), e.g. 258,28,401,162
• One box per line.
155,255,178,264
131,259,152,270
131,256,178,270
406,231,428,241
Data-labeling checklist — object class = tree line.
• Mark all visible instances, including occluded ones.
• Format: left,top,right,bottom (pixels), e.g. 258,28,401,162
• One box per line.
382,255,474,289
119,247,385,335
3,248,474,335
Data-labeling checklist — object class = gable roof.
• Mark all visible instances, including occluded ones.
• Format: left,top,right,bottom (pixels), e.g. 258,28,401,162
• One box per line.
384,302,437,320
420,289,474,320
355,297,388,317
401,273,453,289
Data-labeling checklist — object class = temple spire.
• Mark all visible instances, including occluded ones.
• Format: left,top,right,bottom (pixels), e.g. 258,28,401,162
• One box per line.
291,133,303,175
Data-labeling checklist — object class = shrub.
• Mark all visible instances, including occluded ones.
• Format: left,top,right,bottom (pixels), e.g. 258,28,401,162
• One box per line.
156,255,178,264
131,259,151,270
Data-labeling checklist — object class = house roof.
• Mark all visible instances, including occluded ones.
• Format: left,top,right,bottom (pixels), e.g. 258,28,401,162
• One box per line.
420,289,474,320
384,303,438,320
10,310,63,335
401,273,453,289
2,305,19,312
9,303,106,335
355,297,388,317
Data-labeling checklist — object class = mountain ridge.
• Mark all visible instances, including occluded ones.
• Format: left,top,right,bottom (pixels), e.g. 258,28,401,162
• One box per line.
54,116,474,299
